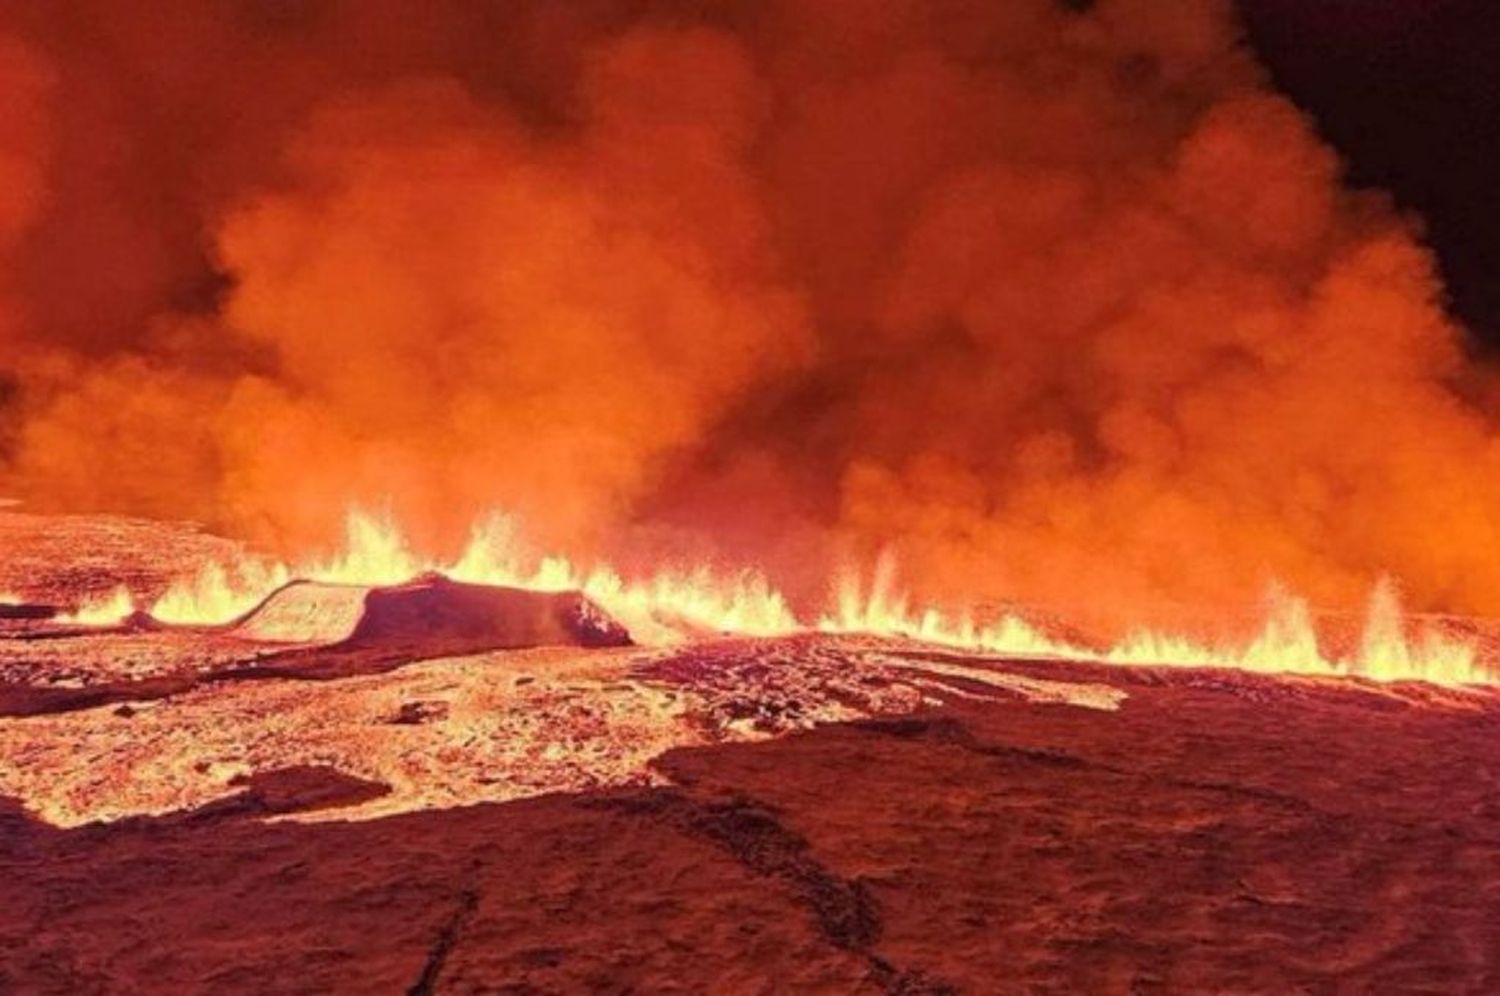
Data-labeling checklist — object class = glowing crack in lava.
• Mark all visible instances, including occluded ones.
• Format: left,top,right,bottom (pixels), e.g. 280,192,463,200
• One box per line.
47,509,1484,686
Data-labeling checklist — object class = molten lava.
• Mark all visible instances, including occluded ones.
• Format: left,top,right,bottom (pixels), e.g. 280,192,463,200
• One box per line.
83,509,1481,686
55,586,135,626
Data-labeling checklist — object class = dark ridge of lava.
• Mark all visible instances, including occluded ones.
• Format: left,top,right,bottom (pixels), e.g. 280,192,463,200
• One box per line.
230,572,632,653
0,603,55,621
351,573,631,651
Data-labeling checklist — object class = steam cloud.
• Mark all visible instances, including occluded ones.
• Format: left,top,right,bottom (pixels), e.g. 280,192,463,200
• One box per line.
2,0,1498,631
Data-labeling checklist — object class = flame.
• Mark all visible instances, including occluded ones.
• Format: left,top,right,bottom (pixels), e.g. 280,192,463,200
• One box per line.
139,508,1489,686
148,509,799,642
448,513,799,638
56,586,135,626
818,551,1091,659
1105,580,1481,684
823,558,1482,684
150,560,291,625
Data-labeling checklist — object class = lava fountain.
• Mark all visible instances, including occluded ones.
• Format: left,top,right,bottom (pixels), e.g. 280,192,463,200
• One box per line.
35,508,1478,686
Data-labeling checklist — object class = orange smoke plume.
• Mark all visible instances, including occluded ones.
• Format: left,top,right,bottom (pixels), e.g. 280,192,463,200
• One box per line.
2,0,1499,635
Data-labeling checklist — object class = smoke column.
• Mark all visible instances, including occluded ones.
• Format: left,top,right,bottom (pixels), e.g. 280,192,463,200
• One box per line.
2,0,1499,632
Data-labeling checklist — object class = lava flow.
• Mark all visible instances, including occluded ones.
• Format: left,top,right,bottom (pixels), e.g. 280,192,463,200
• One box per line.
42,508,1491,686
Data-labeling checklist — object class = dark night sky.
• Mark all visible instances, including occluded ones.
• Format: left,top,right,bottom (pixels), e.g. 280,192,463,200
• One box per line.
1239,0,1500,348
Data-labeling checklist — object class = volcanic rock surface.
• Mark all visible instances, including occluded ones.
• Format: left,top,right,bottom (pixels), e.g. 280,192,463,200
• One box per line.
3,639,1499,993
3,513,1500,993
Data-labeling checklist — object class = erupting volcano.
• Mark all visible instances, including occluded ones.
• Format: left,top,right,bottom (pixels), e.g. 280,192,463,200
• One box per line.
4,1,1500,992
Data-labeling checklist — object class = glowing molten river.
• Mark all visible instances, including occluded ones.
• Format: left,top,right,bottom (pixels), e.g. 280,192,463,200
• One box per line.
63,509,1489,686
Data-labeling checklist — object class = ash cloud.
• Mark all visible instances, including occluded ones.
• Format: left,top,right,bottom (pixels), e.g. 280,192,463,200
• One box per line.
2,0,1498,630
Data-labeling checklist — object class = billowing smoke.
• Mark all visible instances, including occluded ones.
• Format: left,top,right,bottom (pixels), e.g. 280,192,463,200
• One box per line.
3,0,1499,631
